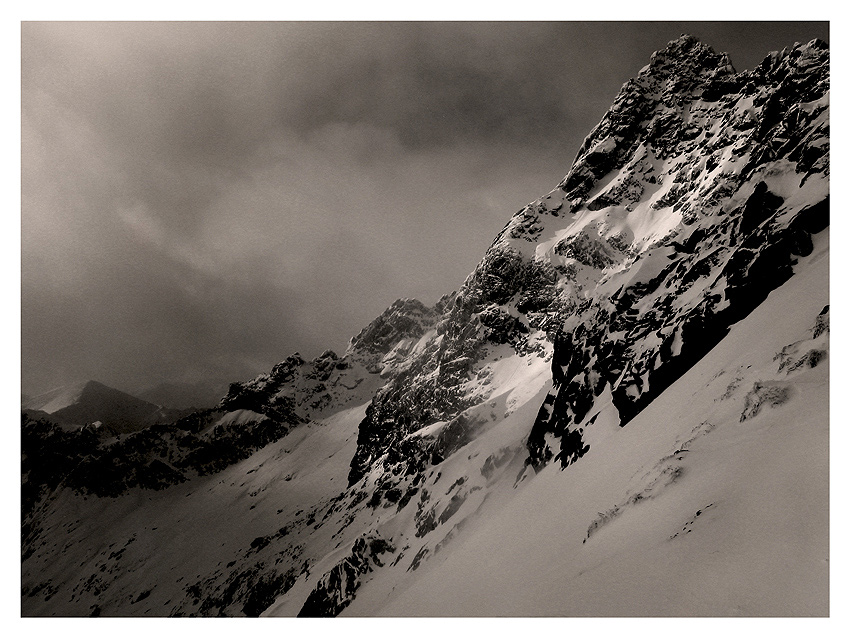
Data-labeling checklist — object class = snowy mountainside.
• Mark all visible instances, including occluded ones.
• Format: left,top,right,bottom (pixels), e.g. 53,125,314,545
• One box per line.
359,232,828,616
22,380,185,435
23,381,91,414
21,35,828,617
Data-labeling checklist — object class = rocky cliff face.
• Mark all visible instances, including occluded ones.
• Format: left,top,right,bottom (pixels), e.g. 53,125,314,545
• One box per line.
21,36,829,617
522,36,829,468
348,34,828,482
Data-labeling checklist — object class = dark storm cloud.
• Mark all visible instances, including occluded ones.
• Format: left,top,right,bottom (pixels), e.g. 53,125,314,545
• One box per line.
21,21,828,396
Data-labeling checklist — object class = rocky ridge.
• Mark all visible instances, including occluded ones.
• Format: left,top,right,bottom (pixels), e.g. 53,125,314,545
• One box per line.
21,36,829,617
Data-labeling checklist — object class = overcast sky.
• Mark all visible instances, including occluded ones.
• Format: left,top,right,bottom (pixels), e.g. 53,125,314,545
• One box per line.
21,21,829,397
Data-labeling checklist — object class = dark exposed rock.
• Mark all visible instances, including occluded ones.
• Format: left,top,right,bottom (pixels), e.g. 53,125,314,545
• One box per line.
218,354,306,419
553,232,617,269
428,414,488,465
136,459,186,491
21,36,829,618
813,305,830,339
478,305,528,345
297,534,394,617
739,182,785,237
242,570,298,617
525,39,828,467
346,243,571,486
740,381,792,422
186,565,298,617
349,298,437,356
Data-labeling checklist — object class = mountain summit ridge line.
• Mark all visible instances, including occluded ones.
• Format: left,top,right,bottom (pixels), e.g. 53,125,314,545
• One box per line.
22,34,829,617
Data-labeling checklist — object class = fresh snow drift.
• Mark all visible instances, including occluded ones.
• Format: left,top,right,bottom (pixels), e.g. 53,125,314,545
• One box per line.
22,35,829,617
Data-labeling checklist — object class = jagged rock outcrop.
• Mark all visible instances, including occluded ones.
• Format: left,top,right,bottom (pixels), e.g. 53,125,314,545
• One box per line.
524,36,828,467
348,298,438,359
21,35,829,619
297,534,395,617
346,242,570,490
346,35,829,482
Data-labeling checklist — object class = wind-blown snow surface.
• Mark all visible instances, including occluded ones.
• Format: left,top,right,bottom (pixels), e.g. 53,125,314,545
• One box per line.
22,36,829,617
346,233,828,617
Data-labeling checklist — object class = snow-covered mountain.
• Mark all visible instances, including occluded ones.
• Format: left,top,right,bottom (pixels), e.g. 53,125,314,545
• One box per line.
22,380,186,435
21,35,829,617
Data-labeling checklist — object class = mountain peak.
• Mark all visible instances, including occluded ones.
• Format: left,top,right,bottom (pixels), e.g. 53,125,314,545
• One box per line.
23,381,90,413
347,298,437,356
23,34,829,618
654,33,711,56
23,379,182,434
82,379,109,392
642,33,735,80
653,33,706,56
752,36,829,81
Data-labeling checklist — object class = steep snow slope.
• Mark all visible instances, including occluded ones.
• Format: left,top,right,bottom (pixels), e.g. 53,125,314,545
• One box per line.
346,232,828,617
264,347,555,616
24,381,90,414
22,400,369,616
21,36,829,617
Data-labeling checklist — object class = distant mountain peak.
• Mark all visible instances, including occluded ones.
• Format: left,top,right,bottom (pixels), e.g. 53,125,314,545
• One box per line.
23,381,91,414
347,298,437,357
23,35,829,618
23,379,185,434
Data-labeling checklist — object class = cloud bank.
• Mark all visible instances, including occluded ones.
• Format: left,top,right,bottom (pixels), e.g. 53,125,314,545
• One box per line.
21,21,829,395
